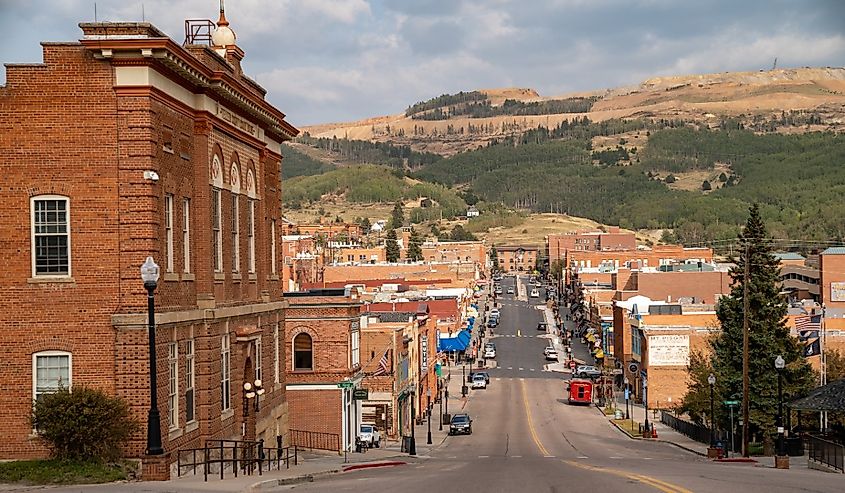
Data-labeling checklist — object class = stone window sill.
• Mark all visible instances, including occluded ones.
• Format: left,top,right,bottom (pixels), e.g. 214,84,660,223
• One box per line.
214,272,226,282
182,273,196,281
163,272,179,282
28,276,75,284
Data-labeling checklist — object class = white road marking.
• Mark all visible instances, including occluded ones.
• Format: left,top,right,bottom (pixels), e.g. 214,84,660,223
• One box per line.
577,456,589,459
511,455,522,458
478,455,490,458
544,455,556,458
519,367,524,371
530,369,535,372
448,456,457,459
507,367,513,370
609,456,622,459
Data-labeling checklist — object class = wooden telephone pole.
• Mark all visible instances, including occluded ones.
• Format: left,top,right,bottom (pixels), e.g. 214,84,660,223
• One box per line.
742,242,750,457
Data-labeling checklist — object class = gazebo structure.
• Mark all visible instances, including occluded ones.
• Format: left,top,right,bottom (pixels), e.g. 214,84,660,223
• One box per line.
788,379,845,473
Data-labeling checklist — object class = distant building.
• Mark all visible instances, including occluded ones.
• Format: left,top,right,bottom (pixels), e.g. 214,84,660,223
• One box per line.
547,227,636,260
495,246,539,273
371,220,387,232
466,205,480,218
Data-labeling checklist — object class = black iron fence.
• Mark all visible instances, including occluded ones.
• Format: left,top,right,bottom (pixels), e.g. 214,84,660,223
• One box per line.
289,429,341,453
176,439,298,481
660,411,714,444
808,434,844,472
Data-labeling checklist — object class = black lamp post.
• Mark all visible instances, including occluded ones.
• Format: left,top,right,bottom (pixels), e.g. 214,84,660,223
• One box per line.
624,377,630,420
775,355,785,457
141,257,164,456
408,389,416,456
243,379,265,416
708,373,716,447
643,377,650,437
461,363,467,397
426,388,432,445
444,388,449,423
439,389,444,431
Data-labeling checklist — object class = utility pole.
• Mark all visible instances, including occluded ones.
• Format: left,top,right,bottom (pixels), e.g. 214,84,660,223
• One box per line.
742,242,750,457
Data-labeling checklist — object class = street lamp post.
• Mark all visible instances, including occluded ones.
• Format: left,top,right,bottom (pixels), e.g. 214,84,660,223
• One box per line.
243,379,265,416
625,377,631,419
409,389,417,456
461,363,467,397
439,389,444,431
643,378,650,437
141,257,164,456
427,388,433,445
708,373,716,447
775,355,786,458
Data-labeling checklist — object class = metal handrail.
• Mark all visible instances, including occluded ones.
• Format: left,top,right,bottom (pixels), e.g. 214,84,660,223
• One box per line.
289,429,342,453
808,434,844,472
176,439,299,481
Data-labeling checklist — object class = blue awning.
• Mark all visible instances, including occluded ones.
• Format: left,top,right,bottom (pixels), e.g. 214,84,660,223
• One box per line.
438,329,471,352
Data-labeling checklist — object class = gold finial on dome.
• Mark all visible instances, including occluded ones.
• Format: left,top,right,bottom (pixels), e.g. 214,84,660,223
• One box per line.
212,0,236,48
217,0,229,27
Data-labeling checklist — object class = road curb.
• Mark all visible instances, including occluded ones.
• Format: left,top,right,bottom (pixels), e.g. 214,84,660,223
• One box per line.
607,419,707,457
248,468,342,491
342,461,407,472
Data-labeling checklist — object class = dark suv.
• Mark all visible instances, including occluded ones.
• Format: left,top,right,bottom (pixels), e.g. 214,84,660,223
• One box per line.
449,413,473,435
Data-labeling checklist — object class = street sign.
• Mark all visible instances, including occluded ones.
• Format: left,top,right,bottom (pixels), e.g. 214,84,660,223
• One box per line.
723,400,739,406
337,381,354,389
628,363,639,374
353,388,369,400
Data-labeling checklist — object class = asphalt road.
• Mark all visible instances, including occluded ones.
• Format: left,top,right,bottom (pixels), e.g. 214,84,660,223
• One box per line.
280,275,844,493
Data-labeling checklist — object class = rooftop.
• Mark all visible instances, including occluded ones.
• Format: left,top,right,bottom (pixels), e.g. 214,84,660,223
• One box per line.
821,247,845,255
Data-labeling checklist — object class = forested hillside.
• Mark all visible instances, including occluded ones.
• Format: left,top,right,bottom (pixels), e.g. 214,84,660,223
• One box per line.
281,144,336,178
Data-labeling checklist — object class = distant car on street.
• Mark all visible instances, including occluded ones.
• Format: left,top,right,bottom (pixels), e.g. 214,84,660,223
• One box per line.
449,413,473,435
530,289,540,298
537,321,548,331
358,424,381,448
507,287,515,294
484,347,496,359
475,371,491,384
574,365,602,380
545,349,559,361
489,308,500,318
471,374,487,389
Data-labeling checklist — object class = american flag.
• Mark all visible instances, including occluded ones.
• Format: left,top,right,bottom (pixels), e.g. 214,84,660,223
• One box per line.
372,349,391,376
795,314,821,341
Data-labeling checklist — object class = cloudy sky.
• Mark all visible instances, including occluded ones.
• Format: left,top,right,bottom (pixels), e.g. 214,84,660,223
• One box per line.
2,0,843,126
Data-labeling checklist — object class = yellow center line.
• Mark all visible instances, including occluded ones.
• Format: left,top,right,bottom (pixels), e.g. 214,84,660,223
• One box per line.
520,379,552,456
564,460,694,493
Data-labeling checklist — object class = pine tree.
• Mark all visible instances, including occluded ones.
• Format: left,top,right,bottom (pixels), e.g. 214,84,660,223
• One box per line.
407,228,423,262
489,246,499,273
385,229,400,263
390,201,404,229
683,204,813,449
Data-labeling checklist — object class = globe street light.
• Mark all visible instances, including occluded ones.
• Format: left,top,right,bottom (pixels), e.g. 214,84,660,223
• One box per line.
775,355,785,458
708,373,716,447
141,257,164,456
243,379,265,416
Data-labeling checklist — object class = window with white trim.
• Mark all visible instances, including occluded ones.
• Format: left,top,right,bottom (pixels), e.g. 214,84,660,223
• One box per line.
247,200,256,273
168,342,179,429
232,195,240,273
165,194,174,273
182,198,191,273
254,337,262,383
31,196,71,277
351,330,360,368
185,339,195,423
271,220,277,275
33,351,71,402
221,334,231,411
212,188,222,272
273,323,280,384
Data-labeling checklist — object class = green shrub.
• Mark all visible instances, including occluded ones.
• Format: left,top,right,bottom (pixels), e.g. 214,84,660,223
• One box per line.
31,387,139,462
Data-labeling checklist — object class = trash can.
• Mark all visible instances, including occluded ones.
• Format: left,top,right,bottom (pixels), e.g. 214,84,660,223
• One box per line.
785,437,804,456
442,413,451,426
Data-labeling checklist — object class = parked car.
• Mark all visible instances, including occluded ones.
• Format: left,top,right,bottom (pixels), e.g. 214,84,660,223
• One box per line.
484,348,496,359
471,374,487,389
449,413,473,435
537,321,548,331
358,424,381,448
487,318,499,328
530,289,540,298
543,346,556,357
575,365,602,379
507,287,515,294
484,342,496,351
489,308,500,318
545,349,559,361
475,371,491,384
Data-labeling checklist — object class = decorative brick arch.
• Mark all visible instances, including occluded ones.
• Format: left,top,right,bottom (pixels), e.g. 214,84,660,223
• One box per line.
230,153,241,194
245,163,257,199
291,327,315,371
211,146,224,188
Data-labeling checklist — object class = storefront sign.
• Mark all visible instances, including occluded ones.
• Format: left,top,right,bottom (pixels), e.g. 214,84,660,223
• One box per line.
353,388,369,400
420,335,428,372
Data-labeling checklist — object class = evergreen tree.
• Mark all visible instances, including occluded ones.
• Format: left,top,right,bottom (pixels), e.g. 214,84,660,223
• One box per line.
450,225,477,241
360,217,371,232
489,246,500,273
385,229,401,263
390,201,404,229
682,204,813,448
407,228,424,262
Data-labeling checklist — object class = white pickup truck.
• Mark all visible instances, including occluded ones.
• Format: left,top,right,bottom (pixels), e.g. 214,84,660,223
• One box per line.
359,423,381,448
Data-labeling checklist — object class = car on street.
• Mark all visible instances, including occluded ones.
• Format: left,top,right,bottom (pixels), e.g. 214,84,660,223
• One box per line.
358,424,381,448
489,308,500,318
484,347,496,358
530,288,540,298
471,374,487,389
537,321,548,331
449,413,473,435
487,318,498,328
507,287,514,294
574,365,602,379
545,349,559,361
495,286,503,294
474,371,490,384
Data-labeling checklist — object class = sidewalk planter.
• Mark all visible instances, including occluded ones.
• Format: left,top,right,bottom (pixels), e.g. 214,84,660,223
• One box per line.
775,455,790,469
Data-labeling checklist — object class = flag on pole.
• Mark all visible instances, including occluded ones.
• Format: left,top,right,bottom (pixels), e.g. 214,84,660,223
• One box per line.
796,314,821,341
803,338,821,357
372,349,391,376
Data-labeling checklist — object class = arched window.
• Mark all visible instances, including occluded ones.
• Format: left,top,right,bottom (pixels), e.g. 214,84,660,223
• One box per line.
293,333,313,371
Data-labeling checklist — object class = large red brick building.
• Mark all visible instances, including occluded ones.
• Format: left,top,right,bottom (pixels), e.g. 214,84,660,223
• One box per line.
0,11,297,474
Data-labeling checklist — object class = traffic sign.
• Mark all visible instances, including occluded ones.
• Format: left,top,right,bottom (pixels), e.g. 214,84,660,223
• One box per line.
628,363,639,374
723,400,739,406
337,381,354,389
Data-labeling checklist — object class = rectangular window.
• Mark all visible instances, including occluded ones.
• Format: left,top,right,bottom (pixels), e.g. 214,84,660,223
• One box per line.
31,197,70,276
168,342,179,429
221,334,231,411
254,337,262,383
232,195,240,272
351,330,360,368
182,198,191,273
33,351,71,402
212,189,222,272
248,200,255,273
271,220,277,275
185,339,195,423
165,194,174,273
273,323,280,384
